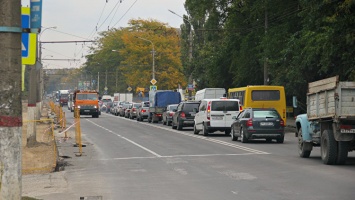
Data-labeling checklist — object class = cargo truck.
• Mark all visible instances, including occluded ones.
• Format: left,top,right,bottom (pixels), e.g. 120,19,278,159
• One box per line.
148,90,181,123
294,76,355,165
73,90,100,118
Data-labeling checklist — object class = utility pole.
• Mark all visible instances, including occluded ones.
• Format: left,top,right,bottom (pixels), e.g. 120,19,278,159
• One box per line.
0,0,23,199
264,4,269,85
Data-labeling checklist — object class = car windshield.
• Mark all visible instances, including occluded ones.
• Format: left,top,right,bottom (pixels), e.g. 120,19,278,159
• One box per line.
133,104,140,108
77,93,98,100
183,103,199,112
253,110,279,118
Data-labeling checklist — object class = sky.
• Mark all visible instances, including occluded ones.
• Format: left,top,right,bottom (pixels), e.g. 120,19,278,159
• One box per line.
21,0,187,69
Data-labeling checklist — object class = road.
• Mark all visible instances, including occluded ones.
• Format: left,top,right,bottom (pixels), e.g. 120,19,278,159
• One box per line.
38,109,355,200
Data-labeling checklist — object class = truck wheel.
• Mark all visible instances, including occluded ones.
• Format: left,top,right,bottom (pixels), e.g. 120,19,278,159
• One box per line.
336,141,349,165
276,136,284,143
321,130,338,165
298,128,311,158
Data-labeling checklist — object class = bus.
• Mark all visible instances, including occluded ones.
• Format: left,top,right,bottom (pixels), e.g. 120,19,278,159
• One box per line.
228,85,286,122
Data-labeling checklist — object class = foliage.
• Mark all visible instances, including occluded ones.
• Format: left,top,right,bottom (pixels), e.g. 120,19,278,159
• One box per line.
82,19,185,95
183,0,355,107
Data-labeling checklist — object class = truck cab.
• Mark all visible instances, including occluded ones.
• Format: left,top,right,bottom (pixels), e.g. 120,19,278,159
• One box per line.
74,90,100,118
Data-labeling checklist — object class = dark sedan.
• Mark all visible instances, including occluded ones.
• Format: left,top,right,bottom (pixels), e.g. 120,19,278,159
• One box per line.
230,108,285,143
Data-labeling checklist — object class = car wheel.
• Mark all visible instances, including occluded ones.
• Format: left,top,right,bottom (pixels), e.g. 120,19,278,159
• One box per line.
231,128,237,141
172,121,177,129
225,129,231,136
240,128,248,143
177,120,183,130
193,124,199,135
276,136,284,143
298,128,311,158
202,123,208,136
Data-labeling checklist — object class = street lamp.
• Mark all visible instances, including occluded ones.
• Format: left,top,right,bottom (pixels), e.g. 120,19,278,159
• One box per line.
135,36,155,81
169,9,194,99
39,26,57,61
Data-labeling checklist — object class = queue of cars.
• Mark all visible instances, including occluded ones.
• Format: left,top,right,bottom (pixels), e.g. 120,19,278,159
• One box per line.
103,96,285,144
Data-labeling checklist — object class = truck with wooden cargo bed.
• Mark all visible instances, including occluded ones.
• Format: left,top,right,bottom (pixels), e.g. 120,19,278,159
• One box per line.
294,76,355,165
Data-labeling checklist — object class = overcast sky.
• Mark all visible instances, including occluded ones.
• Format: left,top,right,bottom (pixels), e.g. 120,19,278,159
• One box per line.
21,0,187,69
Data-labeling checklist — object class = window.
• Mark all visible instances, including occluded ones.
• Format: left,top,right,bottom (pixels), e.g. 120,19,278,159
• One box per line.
251,90,280,101
183,103,199,112
169,105,177,111
253,110,279,118
244,112,251,118
211,101,239,111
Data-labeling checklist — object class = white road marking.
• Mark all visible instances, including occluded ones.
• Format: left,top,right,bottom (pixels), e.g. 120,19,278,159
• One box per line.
87,120,162,158
87,114,269,159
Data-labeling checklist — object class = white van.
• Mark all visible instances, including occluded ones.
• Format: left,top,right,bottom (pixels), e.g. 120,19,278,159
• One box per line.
194,88,226,101
193,98,240,136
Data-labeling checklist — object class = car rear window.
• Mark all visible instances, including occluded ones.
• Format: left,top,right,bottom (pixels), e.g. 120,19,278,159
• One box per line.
211,101,239,111
253,110,279,118
143,102,149,107
183,103,200,112
169,105,177,111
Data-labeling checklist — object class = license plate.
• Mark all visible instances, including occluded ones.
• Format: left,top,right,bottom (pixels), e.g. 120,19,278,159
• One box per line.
84,110,90,112
341,129,355,133
190,113,195,116
260,122,274,126
212,116,223,120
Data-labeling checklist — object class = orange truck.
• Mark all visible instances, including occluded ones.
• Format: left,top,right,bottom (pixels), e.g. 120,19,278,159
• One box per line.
73,90,100,118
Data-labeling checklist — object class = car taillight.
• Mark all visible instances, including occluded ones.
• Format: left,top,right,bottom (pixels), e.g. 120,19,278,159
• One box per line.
239,106,243,111
132,108,136,111
180,112,186,118
246,119,253,127
280,119,285,127
169,112,174,116
207,101,211,120
142,109,146,113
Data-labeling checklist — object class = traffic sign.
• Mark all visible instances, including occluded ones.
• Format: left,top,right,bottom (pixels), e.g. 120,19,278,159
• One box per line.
104,86,108,91
150,79,157,85
127,86,132,92
150,85,157,91
22,7,37,65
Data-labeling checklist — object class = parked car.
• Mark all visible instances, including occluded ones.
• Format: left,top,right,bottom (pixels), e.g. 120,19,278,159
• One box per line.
129,103,141,119
230,108,285,143
124,103,134,118
119,103,131,117
171,101,200,130
110,102,118,114
162,104,178,126
105,102,113,113
137,101,150,121
193,98,240,136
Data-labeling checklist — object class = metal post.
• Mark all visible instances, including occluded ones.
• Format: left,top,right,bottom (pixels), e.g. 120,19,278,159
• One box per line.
0,0,22,198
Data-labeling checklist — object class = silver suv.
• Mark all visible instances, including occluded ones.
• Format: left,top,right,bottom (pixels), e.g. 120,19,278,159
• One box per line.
137,101,150,121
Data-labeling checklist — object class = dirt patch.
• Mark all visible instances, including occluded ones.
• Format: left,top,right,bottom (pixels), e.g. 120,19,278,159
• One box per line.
22,101,57,175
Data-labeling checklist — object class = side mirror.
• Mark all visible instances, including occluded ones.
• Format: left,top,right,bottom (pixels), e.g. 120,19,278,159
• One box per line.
292,96,298,108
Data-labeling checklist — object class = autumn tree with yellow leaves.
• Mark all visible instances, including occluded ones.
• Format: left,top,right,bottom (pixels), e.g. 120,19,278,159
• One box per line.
84,19,186,94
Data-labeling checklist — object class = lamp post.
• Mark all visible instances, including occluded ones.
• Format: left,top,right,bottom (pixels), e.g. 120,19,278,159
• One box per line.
135,36,155,81
169,9,194,99
38,26,57,62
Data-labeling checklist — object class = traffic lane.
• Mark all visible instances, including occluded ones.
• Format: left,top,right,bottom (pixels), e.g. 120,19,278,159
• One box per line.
149,120,355,166
69,112,355,199
86,113,268,160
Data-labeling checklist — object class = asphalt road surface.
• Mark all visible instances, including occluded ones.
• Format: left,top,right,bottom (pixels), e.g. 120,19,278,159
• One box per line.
40,109,355,200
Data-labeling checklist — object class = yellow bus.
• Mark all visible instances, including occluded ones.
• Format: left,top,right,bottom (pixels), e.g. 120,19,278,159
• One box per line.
228,85,286,122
